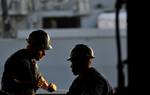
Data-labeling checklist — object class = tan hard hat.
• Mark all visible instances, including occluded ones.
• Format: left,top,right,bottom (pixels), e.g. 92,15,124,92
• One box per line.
27,29,52,50
67,44,95,61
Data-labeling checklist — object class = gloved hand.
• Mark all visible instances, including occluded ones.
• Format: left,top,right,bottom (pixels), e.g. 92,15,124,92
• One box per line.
36,76,49,89
47,83,57,92
36,76,57,92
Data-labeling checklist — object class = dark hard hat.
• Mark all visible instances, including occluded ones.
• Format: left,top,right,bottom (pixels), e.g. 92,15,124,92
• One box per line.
26,29,52,50
67,44,95,61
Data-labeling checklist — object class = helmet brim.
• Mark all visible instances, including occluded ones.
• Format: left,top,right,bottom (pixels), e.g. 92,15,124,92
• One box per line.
67,56,95,61
46,44,53,50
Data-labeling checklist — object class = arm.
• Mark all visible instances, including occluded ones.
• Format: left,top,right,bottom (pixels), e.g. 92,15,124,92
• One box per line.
34,64,57,92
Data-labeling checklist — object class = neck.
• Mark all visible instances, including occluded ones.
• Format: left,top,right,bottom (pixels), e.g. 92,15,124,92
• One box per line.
79,66,91,78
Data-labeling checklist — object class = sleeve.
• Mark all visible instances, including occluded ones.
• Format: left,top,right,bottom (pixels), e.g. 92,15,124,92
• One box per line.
11,59,35,87
34,64,49,90
33,63,42,90
2,57,34,92
35,64,42,80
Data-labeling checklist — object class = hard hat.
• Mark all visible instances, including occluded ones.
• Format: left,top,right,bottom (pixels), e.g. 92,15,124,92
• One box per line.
67,44,95,61
26,29,52,50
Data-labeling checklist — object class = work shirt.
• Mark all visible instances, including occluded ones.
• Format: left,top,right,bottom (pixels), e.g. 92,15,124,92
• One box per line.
66,67,114,95
1,49,41,95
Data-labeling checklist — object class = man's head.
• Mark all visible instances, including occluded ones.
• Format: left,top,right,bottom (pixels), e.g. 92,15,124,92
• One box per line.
68,44,95,75
26,29,52,60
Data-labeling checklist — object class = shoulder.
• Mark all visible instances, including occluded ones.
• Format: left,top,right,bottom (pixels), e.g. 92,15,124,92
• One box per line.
5,49,29,65
88,68,114,95
88,68,112,87
88,68,106,80
8,49,27,60
13,49,27,57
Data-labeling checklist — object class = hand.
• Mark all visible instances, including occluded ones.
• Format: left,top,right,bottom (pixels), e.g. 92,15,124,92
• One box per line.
48,83,57,92
36,76,49,89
